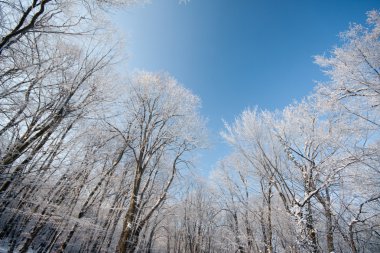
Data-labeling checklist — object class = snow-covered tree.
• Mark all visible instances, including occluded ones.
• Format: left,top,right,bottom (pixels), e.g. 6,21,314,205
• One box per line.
115,72,206,253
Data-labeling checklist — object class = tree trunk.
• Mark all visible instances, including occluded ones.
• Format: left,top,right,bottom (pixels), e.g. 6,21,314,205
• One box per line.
305,201,319,253
117,166,143,253
348,221,358,253
315,188,335,253
267,182,273,253
324,189,334,253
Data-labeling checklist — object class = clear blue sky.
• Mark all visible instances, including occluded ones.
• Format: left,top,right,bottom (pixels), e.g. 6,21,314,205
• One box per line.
111,0,380,174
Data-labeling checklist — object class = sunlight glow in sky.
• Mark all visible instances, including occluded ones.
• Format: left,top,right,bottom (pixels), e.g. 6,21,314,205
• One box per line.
111,0,380,174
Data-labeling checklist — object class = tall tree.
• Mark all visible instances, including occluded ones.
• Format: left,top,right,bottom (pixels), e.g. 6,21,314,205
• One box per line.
116,72,205,253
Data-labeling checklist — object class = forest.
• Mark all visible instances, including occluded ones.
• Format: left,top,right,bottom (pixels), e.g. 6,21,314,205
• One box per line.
0,0,379,252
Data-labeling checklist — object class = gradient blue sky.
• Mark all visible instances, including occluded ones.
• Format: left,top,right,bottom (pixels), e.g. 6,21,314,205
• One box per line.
112,0,380,174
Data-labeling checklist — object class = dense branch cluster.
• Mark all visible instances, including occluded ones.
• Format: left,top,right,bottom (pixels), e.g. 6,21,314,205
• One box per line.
0,1,379,252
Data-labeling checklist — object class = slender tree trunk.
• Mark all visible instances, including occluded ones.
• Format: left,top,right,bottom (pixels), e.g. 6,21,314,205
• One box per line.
303,169,319,253
323,189,334,253
244,213,255,253
117,165,143,253
305,201,318,253
348,221,358,253
145,223,157,253
232,211,245,253
267,182,273,253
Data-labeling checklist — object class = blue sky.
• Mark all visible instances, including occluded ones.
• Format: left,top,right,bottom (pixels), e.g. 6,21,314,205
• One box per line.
112,0,380,174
